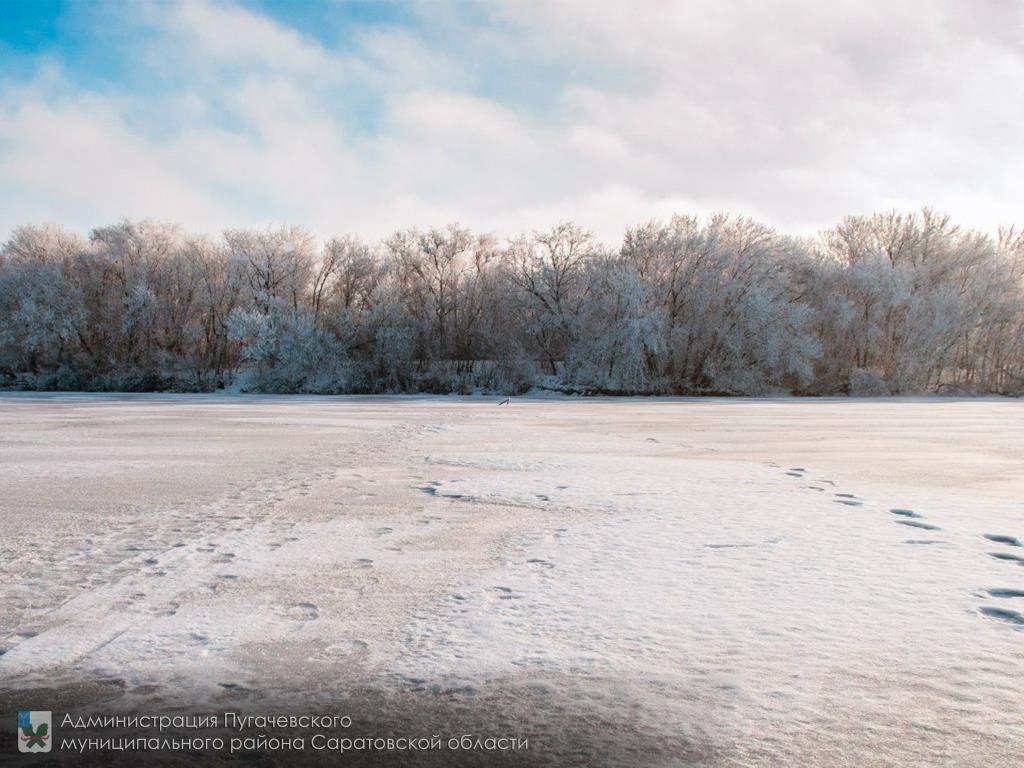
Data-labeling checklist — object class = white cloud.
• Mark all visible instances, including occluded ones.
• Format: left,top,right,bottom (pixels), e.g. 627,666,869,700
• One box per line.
158,0,335,73
1,0,1022,245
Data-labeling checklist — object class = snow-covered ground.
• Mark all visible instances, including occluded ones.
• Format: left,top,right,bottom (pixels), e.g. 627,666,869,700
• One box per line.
1,394,1022,766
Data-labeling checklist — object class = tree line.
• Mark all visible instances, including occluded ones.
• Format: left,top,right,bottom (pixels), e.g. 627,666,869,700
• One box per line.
1,209,1022,396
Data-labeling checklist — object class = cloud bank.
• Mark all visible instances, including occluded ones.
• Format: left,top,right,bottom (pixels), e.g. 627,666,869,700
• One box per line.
1,0,1022,244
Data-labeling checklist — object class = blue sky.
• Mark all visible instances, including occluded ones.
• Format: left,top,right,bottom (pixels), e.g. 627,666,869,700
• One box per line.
1,1,1022,243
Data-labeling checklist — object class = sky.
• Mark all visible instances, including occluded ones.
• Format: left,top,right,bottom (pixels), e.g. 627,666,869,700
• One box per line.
0,0,1022,245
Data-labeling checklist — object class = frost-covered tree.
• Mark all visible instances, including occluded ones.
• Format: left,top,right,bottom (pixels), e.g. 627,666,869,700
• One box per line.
225,225,316,312
808,209,1024,394
508,222,596,376
2,211,1023,396
565,255,662,391
0,225,85,386
227,301,349,393
621,215,819,394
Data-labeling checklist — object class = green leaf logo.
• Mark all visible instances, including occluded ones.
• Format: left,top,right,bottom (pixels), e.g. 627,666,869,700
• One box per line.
21,722,48,749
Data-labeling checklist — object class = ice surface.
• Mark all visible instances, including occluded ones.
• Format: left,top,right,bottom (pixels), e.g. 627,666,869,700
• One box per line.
1,394,1022,766
399,454,1024,765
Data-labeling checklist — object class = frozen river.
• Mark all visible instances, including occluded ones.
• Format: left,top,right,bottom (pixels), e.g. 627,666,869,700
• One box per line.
0,394,1022,766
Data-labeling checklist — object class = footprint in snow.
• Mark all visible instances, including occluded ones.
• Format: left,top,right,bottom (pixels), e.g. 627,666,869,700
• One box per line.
3,632,37,654
989,552,1024,565
984,534,1022,547
146,601,179,617
286,602,320,621
891,508,921,518
978,606,1024,627
987,588,1024,598
834,497,863,507
896,520,941,531
317,639,369,660
526,557,555,570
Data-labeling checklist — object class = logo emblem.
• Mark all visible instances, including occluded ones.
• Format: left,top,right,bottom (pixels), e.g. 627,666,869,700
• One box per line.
17,711,52,753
